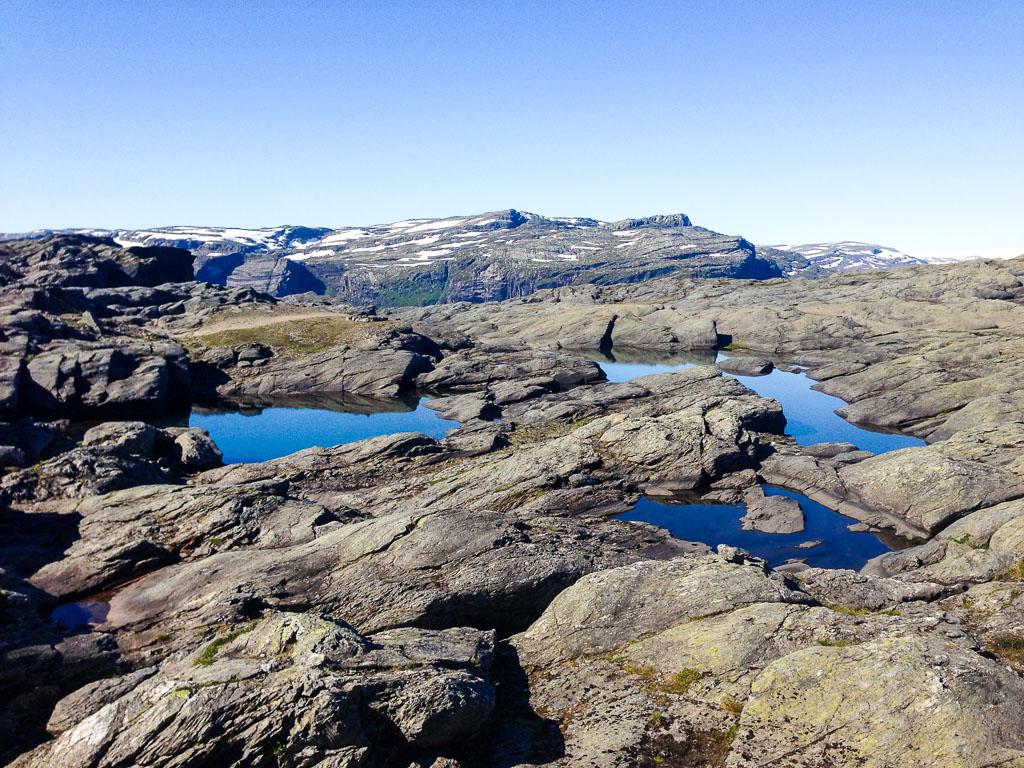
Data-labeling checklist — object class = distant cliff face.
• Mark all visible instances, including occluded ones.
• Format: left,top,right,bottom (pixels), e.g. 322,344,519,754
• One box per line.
30,210,781,305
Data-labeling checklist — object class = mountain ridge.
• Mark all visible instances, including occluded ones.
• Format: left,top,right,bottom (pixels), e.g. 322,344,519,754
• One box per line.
3,209,779,305
4,211,1019,306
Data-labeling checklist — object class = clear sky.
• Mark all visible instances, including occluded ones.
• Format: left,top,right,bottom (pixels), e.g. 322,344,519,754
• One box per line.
1,0,1021,251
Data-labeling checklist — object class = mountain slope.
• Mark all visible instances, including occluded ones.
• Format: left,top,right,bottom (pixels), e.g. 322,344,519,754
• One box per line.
10,210,781,305
762,241,927,276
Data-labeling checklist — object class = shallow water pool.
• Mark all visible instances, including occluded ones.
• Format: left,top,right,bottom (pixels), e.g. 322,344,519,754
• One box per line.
593,351,925,455
189,395,459,464
620,487,893,570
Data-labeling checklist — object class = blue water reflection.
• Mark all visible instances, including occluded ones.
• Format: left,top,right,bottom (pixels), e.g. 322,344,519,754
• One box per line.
594,352,924,454
190,397,458,464
621,487,891,570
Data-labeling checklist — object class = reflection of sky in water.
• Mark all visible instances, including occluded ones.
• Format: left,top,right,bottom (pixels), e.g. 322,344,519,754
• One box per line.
595,353,925,455
621,487,891,570
190,398,458,464
51,601,110,628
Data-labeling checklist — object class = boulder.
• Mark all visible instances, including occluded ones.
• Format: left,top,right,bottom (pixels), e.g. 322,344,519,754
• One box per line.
728,635,1024,767
740,487,804,534
13,612,496,768
513,555,811,667
716,355,774,376
172,429,223,469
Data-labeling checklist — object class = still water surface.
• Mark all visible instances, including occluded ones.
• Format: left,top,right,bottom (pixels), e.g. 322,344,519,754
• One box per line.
620,487,891,570
595,351,924,455
189,396,458,464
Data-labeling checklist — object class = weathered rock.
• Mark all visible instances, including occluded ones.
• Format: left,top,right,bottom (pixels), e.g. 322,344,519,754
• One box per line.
740,487,804,534
1,446,171,501
22,339,189,419
417,348,603,392
513,555,812,668
716,355,774,376
0,234,193,290
172,428,222,469
928,391,1024,443
29,480,333,600
45,667,159,735
0,418,69,468
865,498,1024,585
800,441,858,458
423,392,497,422
838,424,1024,538
98,506,692,666
81,421,157,455
14,612,496,768
728,634,1024,767
789,567,949,610
216,346,431,399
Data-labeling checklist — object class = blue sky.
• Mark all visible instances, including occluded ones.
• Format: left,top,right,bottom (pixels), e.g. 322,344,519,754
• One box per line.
1,0,1021,251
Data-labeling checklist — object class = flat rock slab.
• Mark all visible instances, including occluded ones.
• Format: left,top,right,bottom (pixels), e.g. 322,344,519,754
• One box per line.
741,487,805,534
801,442,858,458
716,355,774,376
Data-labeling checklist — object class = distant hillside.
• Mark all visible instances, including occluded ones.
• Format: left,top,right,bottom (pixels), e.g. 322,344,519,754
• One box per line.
2,210,781,305
761,241,926,276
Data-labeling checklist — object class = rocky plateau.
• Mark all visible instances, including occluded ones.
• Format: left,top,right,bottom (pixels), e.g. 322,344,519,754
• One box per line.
2,233,1024,767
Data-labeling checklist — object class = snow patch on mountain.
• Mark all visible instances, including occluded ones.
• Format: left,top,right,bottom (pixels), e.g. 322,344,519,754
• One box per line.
767,241,926,274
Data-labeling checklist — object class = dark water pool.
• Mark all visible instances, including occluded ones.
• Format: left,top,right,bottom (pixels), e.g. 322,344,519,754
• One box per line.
189,396,459,464
620,487,892,570
594,352,924,455
52,601,110,628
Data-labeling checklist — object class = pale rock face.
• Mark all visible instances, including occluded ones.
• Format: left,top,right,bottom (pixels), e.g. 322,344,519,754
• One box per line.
728,635,1024,768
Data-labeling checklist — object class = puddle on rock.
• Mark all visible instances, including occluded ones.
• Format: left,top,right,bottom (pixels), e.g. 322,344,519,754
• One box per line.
620,487,902,571
189,393,459,464
51,601,110,628
589,349,925,455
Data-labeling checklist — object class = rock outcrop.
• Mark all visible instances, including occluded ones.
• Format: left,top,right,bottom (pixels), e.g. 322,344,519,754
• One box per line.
4,235,1024,767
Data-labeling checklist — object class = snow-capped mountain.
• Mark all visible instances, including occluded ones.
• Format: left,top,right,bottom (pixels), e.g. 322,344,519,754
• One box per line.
761,242,927,275
5,210,780,305
911,247,1024,264
14,214,1013,306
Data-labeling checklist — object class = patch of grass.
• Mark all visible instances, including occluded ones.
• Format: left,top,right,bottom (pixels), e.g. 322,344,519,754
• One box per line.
823,603,874,616
816,638,853,647
720,697,744,715
986,634,1024,665
200,316,363,355
998,558,1024,581
649,710,664,727
193,620,261,667
272,744,287,756
622,663,658,682
949,533,987,549
654,669,703,695
620,662,704,696
724,342,749,351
